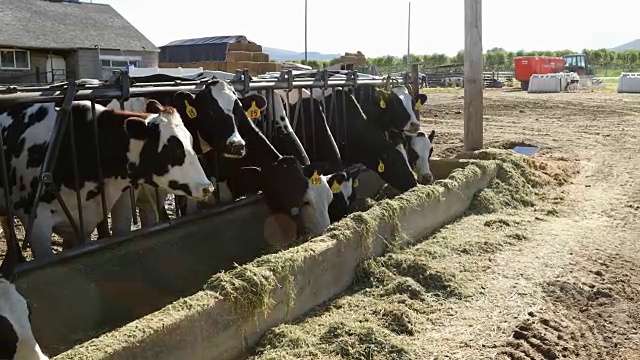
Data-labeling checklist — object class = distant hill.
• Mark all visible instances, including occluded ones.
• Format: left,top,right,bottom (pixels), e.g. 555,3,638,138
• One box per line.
263,47,340,62
610,39,640,51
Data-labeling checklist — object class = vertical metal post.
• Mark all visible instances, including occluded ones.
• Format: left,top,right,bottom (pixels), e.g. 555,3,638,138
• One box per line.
304,0,308,64
23,82,79,250
0,125,19,260
67,107,85,244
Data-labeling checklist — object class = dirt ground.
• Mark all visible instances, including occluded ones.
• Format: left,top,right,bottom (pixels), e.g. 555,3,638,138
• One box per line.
249,89,640,359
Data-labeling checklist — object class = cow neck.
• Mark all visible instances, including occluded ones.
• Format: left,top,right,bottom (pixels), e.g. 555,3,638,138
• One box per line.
95,108,160,186
236,108,281,165
55,105,137,191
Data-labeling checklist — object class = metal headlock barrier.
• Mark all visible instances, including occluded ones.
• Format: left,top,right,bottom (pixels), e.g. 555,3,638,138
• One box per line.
0,66,419,273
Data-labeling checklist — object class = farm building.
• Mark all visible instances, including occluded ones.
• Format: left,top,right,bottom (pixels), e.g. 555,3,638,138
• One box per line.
0,0,159,84
159,35,281,75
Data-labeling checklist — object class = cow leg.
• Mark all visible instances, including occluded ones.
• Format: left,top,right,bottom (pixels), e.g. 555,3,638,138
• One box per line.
137,184,163,228
110,188,138,237
96,220,110,239
27,210,55,260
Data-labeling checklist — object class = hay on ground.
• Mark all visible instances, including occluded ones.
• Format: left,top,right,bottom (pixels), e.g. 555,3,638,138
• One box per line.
247,148,575,359
203,159,488,323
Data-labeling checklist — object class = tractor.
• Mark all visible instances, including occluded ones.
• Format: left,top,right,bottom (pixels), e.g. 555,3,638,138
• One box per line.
562,53,602,87
562,54,593,77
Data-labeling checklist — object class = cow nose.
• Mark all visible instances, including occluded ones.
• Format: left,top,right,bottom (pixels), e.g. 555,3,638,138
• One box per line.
409,121,420,133
418,173,434,185
202,183,214,198
225,140,246,158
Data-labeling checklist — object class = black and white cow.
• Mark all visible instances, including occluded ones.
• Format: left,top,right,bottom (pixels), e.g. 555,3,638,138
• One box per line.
110,83,334,240
0,101,213,259
0,232,48,360
271,88,363,221
188,89,334,237
325,164,366,223
279,85,417,192
291,72,434,185
273,89,342,172
102,80,250,235
349,83,435,184
386,129,436,185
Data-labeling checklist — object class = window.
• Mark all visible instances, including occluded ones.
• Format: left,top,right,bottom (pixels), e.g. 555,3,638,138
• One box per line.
0,49,30,70
100,58,140,69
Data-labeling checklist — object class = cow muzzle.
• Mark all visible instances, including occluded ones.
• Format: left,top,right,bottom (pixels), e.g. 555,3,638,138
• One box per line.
417,172,434,185
223,138,246,159
193,182,215,200
404,121,421,135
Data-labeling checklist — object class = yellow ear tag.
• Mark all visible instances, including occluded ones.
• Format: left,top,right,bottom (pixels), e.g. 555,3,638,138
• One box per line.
353,178,359,188
331,181,341,193
309,170,322,186
377,160,385,173
414,101,423,111
379,98,386,109
184,100,197,119
247,101,261,119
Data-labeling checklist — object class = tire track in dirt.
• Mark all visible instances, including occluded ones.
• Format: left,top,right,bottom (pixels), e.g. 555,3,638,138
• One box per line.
495,249,640,360
415,90,640,359
490,91,640,360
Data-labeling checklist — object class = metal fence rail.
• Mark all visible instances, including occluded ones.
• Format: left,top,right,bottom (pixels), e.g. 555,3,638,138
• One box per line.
0,68,416,272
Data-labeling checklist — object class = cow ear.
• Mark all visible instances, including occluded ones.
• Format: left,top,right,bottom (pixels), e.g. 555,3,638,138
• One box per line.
346,164,365,180
239,93,267,112
416,93,428,105
171,91,199,120
374,89,389,109
145,99,164,114
428,129,435,142
302,162,328,178
124,117,149,140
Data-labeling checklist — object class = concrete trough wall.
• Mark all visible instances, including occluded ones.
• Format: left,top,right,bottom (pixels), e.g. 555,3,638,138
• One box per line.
18,198,271,356
53,159,498,360
16,168,387,357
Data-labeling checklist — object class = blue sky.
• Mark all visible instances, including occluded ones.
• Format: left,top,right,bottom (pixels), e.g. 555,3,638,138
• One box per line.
99,0,636,57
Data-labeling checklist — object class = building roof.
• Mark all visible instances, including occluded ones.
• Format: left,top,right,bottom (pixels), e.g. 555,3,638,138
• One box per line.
0,0,159,52
161,35,256,48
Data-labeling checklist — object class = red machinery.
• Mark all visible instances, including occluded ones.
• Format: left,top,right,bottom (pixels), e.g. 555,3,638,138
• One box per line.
514,56,565,90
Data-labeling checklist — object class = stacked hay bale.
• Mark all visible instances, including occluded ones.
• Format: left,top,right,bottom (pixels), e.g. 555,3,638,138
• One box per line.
159,38,282,75
339,51,367,67
226,41,281,75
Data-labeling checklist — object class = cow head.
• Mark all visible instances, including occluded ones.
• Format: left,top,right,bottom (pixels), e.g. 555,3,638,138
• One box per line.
173,80,251,158
0,236,48,360
365,144,418,192
326,164,366,222
126,107,214,200
260,157,332,244
406,130,435,185
301,163,333,236
372,86,426,135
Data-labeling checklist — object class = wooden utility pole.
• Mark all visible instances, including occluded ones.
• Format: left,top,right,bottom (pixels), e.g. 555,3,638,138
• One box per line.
464,0,483,151
304,0,308,64
407,1,411,69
